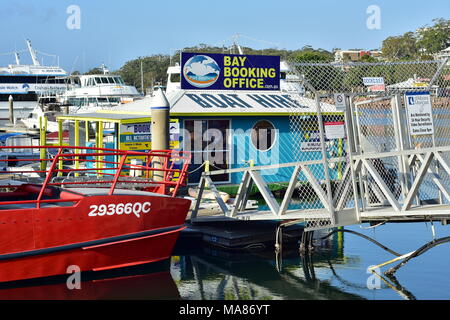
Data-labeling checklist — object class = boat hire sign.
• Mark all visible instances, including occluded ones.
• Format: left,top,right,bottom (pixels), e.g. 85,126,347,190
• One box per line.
181,52,280,91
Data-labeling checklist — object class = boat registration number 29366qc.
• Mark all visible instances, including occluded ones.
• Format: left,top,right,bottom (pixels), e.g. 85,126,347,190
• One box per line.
88,201,152,218
0,146,191,283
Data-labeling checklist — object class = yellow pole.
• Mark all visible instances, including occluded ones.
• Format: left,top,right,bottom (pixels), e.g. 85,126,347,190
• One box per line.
85,120,89,143
58,119,62,145
204,160,210,187
97,121,103,177
75,120,80,177
57,119,63,177
39,117,46,171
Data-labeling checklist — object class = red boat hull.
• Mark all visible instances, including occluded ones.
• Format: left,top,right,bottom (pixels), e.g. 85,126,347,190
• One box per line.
0,190,191,283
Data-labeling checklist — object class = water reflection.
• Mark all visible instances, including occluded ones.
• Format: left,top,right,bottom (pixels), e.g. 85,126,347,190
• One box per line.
0,223,443,300
0,260,180,300
171,233,365,300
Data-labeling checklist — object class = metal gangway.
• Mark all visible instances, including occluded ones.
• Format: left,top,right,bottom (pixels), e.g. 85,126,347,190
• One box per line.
190,59,450,275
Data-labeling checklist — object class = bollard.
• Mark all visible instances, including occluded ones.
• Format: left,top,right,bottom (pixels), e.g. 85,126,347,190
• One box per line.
151,89,170,181
8,95,14,125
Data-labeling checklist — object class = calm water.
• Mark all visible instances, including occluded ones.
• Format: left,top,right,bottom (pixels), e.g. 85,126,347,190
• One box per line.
171,222,450,300
0,222,449,300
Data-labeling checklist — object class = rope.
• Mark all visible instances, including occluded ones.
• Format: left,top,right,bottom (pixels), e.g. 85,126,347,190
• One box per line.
187,162,206,174
320,228,402,257
385,236,450,275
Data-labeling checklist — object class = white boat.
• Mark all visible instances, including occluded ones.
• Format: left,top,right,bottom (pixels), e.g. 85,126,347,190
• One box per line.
56,67,142,113
21,68,142,131
0,40,67,120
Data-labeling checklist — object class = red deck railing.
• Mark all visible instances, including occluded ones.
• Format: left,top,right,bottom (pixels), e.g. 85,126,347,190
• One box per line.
0,146,191,208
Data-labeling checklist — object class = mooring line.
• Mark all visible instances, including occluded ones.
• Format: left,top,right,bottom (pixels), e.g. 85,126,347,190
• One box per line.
385,236,450,275
319,229,402,257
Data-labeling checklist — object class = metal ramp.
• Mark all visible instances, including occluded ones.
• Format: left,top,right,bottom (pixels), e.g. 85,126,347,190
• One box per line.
190,58,450,232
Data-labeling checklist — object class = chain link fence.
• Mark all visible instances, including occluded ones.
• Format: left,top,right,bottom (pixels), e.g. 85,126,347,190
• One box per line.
287,58,450,230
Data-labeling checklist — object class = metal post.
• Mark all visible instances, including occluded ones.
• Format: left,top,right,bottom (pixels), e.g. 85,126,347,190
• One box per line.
392,94,409,200
151,89,170,182
353,98,368,211
344,95,362,221
8,95,14,125
315,94,336,225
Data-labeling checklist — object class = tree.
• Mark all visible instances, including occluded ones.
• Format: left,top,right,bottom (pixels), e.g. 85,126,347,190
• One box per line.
289,50,333,63
417,18,450,54
84,67,105,75
382,32,418,60
359,55,377,62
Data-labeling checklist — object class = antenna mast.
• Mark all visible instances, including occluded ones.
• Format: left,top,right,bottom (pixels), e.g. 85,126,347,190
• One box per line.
26,39,40,66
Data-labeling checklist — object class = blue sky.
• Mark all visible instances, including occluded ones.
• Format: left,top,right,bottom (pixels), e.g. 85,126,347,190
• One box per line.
0,0,448,73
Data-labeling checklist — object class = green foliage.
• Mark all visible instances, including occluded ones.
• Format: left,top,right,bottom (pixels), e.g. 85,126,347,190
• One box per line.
382,32,418,60
84,67,105,75
417,18,450,54
116,55,171,92
290,50,333,63
381,18,449,61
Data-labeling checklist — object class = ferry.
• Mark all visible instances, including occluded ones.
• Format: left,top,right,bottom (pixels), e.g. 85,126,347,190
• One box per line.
0,40,67,120
21,67,141,131
0,146,191,283
55,65,142,111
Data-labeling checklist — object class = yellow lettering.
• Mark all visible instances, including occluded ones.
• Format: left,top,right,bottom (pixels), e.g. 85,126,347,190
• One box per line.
223,78,232,88
257,79,264,88
224,56,231,66
259,69,268,78
224,67,231,77
268,68,276,78
238,56,247,66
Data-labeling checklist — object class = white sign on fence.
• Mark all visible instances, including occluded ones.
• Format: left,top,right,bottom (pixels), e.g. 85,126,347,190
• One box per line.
324,121,346,139
334,93,347,111
405,91,434,136
362,77,384,86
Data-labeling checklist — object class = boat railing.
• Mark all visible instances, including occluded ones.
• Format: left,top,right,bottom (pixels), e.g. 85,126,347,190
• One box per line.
0,146,191,208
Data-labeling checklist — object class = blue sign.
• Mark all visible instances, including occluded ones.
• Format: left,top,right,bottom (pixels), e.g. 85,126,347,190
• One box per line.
181,52,280,91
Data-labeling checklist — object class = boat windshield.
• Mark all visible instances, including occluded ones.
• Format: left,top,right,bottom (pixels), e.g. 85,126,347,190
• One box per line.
92,76,125,85
114,77,124,85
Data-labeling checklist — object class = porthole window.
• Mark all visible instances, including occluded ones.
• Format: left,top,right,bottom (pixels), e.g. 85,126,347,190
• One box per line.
251,120,276,151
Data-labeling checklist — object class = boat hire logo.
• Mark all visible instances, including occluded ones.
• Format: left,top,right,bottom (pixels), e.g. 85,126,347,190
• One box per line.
22,83,30,92
183,55,221,88
181,52,280,91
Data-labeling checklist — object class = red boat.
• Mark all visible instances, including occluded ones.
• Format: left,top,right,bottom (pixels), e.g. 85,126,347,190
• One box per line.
0,146,191,283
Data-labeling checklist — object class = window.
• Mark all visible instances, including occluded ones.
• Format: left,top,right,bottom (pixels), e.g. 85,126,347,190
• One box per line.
184,119,230,183
170,73,181,82
251,120,276,151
